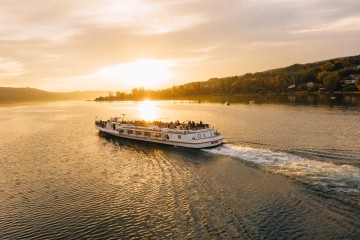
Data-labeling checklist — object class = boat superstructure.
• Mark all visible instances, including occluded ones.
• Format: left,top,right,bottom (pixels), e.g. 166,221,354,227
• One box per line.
95,117,223,149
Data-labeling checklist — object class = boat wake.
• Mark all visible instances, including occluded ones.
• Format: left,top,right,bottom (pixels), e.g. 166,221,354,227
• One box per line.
203,144,360,194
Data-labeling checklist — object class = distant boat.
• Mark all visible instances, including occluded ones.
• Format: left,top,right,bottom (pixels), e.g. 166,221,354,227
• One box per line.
249,100,255,104
225,101,230,105
95,117,224,149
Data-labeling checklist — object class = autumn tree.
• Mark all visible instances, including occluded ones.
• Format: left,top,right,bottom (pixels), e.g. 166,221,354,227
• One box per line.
322,72,341,90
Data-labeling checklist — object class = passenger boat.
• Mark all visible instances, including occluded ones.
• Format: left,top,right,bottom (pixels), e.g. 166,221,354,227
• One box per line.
95,117,223,149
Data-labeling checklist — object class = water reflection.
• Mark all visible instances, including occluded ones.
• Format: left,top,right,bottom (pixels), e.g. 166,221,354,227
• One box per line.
1,101,359,239
137,100,158,121
186,93,360,107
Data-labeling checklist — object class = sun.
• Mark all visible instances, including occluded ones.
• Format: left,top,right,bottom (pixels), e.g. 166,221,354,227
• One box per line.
137,100,158,121
98,59,175,89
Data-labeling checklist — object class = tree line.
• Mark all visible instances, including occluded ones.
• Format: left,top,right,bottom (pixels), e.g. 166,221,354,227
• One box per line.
95,55,360,101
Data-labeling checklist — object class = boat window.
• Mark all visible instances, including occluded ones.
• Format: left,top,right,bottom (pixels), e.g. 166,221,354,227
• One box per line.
144,132,151,137
119,129,124,134
203,133,206,137
135,131,142,135
128,130,133,134
163,134,169,139
152,133,161,138
178,135,181,139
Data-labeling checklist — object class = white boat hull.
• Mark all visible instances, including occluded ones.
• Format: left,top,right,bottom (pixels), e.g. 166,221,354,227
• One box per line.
96,125,223,149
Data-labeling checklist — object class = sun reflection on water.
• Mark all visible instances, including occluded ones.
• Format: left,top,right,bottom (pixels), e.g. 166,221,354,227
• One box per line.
137,101,158,121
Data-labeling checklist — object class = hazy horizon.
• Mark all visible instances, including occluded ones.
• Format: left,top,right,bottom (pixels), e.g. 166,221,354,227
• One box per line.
1,0,359,92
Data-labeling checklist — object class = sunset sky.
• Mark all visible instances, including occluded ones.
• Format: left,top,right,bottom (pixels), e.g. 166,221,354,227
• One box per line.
1,0,359,92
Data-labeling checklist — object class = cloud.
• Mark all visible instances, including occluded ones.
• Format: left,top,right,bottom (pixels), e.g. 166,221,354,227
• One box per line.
0,58,25,78
0,0,359,91
292,17,360,33
0,0,211,41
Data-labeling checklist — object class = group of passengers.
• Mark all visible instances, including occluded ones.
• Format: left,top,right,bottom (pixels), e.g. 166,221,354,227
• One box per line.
95,120,107,128
96,118,210,130
118,119,210,130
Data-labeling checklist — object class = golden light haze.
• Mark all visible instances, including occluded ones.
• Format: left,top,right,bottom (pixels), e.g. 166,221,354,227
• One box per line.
0,0,360,92
138,100,158,121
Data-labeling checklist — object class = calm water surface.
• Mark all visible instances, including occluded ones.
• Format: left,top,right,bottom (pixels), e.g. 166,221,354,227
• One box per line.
0,101,359,239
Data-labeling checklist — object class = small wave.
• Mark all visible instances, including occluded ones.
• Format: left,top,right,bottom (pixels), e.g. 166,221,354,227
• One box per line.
290,149,359,161
203,144,360,194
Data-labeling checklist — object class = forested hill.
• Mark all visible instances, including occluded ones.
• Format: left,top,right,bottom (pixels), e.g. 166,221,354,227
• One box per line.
96,54,360,101
0,87,107,104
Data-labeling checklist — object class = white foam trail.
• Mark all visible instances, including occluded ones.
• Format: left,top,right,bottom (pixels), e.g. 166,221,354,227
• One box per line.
204,144,360,193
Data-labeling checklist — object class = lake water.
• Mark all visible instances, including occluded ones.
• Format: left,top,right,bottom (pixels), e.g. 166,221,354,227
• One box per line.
0,100,359,239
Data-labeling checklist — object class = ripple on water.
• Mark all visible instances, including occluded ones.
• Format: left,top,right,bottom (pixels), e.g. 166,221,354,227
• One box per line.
1,103,360,239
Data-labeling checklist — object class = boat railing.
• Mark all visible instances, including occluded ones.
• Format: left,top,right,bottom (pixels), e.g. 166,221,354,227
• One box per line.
97,119,215,133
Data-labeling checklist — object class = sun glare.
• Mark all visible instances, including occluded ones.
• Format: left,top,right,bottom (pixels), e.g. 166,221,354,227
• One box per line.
98,59,175,89
138,100,158,121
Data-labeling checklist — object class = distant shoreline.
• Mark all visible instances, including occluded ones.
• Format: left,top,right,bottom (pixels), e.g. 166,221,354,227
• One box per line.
1,92,359,108
89,91,360,108
94,91,360,101
0,87,108,106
